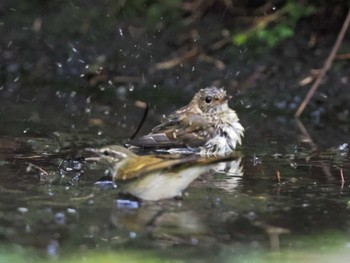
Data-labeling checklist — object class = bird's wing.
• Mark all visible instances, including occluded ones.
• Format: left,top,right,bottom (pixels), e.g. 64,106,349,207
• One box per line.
129,113,214,148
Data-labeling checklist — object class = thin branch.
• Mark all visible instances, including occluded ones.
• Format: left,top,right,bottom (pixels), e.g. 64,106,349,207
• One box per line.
295,8,350,118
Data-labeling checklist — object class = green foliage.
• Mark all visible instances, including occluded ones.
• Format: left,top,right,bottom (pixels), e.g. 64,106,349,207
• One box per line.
233,1,315,47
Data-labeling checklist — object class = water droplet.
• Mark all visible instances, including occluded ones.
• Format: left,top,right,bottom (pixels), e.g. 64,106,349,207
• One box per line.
272,6,276,10
319,92,328,100
338,143,348,151
97,130,102,136
290,162,298,169
192,66,195,72
129,232,137,239
23,128,30,134
56,62,62,68
129,85,134,91
72,47,78,53
67,208,76,214
153,84,157,88
119,28,124,37
18,207,28,213
191,238,199,245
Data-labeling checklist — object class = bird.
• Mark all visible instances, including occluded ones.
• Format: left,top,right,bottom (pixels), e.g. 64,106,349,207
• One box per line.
128,86,244,156
86,145,241,200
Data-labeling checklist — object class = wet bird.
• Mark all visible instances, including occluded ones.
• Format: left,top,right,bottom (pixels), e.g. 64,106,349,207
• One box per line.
86,145,240,200
129,86,244,156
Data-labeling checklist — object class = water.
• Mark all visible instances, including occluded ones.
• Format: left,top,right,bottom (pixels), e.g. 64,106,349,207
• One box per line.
0,87,349,263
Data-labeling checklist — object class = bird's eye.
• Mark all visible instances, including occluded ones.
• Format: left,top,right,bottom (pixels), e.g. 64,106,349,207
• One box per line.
205,96,212,103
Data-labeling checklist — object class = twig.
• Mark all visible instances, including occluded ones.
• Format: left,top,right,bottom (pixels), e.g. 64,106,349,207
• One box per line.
340,168,345,183
276,170,281,183
295,8,350,118
129,101,149,140
153,47,200,70
335,53,350,60
295,119,317,152
26,162,49,176
340,169,345,190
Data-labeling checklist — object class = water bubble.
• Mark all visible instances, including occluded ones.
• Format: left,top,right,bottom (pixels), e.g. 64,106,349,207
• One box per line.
153,84,157,88
56,62,62,68
47,240,59,257
59,158,85,182
23,128,30,134
191,238,199,245
252,154,261,166
192,66,195,72
272,6,276,10
97,130,102,136
55,212,66,224
129,84,134,91
115,199,139,209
